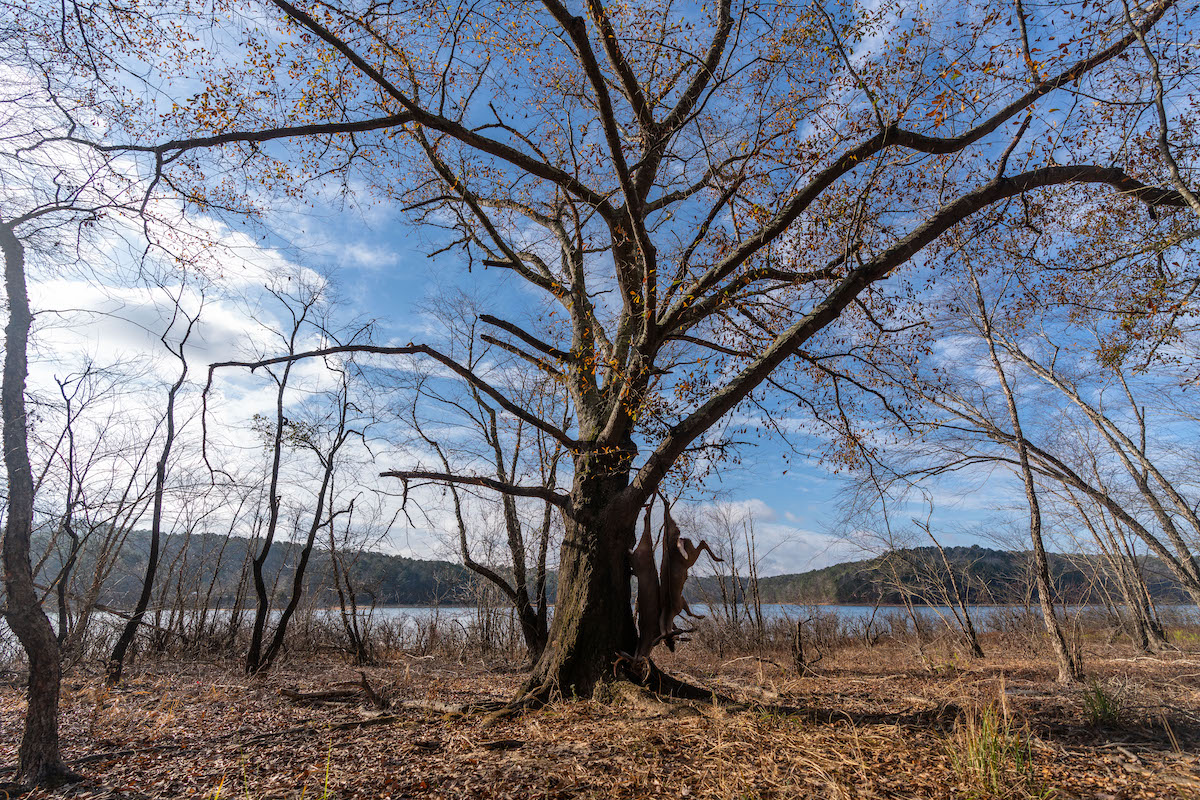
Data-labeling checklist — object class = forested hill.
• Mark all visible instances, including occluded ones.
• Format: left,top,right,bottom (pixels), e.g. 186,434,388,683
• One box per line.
36,530,482,607
36,533,1187,608
688,545,1190,606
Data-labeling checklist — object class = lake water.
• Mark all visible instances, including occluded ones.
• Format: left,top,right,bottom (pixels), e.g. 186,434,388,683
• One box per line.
5,603,1196,647
357,602,1200,627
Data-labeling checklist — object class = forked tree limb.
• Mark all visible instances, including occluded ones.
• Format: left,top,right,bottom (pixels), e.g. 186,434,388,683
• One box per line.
660,0,1178,327
630,164,1191,507
266,0,615,215
89,114,414,162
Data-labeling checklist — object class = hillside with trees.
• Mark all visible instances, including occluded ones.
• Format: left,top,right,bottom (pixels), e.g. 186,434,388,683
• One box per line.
34,532,1189,610
33,530,477,607
738,546,1191,606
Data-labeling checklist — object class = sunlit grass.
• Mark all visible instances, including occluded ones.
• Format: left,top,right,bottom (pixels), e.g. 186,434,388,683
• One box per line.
947,705,1050,800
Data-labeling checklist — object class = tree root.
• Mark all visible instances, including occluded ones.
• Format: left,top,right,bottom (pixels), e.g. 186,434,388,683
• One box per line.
478,677,557,726
475,658,747,726
457,657,879,726
1,762,86,792
611,655,746,707
633,661,731,703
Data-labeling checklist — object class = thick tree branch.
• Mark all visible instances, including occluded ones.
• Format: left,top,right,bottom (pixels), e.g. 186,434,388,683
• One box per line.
414,128,567,297
630,164,1187,502
667,257,848,336
268,0,614,213
583,0,656,134
93,114,412,161
479,314,574,362
660,0,1176,331
661,0,734,134
539,0,659,342
380,469,572,509
479,334,566,380
1122,0,1200,215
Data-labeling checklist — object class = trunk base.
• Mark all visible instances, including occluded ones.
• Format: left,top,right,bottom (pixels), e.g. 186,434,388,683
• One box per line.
487,656,724,725
8,762,83,791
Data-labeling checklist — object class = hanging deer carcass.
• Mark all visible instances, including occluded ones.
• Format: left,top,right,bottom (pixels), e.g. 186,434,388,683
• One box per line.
630,496,721,660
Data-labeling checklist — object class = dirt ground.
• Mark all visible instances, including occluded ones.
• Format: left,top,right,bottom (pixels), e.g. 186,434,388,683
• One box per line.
2,634,1199,799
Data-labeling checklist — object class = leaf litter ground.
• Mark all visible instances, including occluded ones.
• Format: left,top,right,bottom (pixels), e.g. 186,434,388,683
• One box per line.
2,637,1199,798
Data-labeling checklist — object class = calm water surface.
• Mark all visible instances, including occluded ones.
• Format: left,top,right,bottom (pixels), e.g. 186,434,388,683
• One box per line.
5,603,1196,644
362,602,1200,625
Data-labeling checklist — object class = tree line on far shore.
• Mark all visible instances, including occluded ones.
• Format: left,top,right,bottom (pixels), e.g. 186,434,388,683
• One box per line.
26,530,1189,614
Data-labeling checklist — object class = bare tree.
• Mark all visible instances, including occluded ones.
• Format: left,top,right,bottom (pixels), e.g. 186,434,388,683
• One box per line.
105,0,1195,700
968,267,1082,682
239,279,324,674
32,361,155,653
397,299,567,663
326,494,397,665
258,358,362,672
107,284,202,683
689,502,767,647
203,275,374,674
0,24,150,782
911,518,985,659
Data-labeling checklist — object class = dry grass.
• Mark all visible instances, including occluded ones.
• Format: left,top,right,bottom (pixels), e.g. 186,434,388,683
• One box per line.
946,705,1044,800
2,627,1199,798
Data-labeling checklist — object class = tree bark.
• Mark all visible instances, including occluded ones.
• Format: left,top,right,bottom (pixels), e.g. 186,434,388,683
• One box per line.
0,223,75,786
525,460,639,697
971,269,1081,683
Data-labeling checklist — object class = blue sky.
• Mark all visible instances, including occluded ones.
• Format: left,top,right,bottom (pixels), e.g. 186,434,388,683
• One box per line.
224,195,1024,576
18,0,1198,583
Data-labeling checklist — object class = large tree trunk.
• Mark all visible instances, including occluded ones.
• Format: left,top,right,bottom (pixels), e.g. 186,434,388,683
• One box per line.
0,223,75,786
526,464,638,698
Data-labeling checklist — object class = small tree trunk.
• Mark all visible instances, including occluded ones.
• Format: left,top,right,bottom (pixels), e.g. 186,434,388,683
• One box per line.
246,361,294,673
0,224,75,786
1028,530,1081,682
260,453,339,671
516,604,548,665
108,318,190,683
932,533,984,658
971,267,1080,683
54,519,80,645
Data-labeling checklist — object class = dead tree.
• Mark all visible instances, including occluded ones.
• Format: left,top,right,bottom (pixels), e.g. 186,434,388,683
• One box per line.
107,286,201,683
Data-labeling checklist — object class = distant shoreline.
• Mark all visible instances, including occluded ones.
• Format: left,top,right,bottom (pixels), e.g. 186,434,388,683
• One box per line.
309,601,1200,611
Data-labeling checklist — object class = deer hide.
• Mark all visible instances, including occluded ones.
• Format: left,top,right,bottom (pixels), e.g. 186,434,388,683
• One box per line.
631,505,661,659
